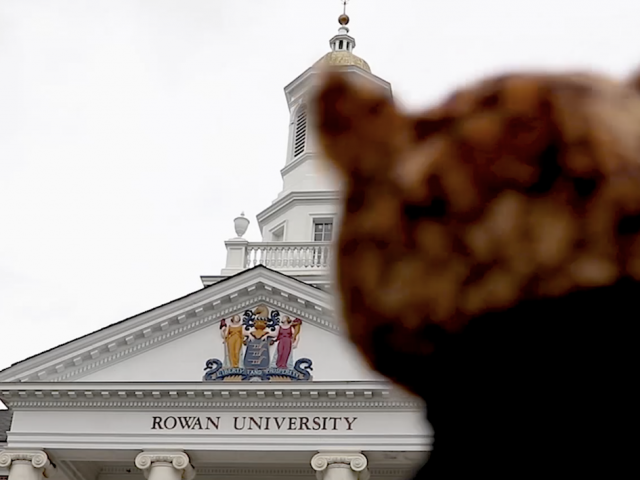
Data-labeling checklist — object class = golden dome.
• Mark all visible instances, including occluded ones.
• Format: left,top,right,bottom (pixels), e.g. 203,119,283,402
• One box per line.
315,51,371,73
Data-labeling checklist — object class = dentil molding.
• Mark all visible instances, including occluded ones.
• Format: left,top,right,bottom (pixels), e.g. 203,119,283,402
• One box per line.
3,400,421,410
0,382,423,411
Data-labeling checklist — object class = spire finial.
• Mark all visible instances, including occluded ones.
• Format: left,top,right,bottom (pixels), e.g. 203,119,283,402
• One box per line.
329,0,357,54
338,0,350,27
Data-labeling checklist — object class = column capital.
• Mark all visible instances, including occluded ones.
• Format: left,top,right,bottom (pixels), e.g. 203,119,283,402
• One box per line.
0,450,56,478
311,452,369,480
134,452,195,480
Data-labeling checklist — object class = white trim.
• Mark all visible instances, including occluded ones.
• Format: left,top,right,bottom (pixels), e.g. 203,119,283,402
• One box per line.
100,465,417,478
0,381,422,410
201,274,334,289
4,400,421,410
4,433,431,452
289,101,306,118
280,150,316,178
283,64,393,106
256,191,339,233
0,380,400,393
310,215,335,242
268,220,287,242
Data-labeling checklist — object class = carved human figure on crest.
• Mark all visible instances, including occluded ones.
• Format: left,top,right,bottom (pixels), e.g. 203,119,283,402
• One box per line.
220,315,245,368
272,316,302,369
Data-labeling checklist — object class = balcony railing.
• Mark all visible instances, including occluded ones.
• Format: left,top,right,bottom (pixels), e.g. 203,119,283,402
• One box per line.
245,242,331,270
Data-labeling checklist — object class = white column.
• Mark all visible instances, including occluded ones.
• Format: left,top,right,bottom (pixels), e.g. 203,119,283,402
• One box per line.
311,452,369,480
0,451,56,480
134,452,195,480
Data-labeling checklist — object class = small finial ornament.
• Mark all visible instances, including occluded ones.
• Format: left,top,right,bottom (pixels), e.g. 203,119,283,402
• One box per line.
233,212,250,238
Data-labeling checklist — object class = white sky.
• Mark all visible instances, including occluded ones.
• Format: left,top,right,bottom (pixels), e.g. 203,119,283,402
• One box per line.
0,0,638,371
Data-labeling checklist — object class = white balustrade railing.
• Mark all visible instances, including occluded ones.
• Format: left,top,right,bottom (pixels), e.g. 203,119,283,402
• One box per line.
245,242,332,270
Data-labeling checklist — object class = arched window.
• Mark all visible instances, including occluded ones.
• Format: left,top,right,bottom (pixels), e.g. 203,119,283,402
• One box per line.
293,105,308,158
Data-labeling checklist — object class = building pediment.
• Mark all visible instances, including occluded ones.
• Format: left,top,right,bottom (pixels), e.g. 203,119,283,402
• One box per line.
0,267,342,383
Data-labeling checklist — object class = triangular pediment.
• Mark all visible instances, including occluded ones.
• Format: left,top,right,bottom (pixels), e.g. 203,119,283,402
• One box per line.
0,266,380,384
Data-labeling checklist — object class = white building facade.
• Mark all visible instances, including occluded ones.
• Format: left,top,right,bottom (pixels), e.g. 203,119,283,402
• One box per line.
0,16,431,480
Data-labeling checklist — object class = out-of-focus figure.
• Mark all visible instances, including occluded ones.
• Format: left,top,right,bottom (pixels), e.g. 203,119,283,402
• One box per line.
314,67,640,478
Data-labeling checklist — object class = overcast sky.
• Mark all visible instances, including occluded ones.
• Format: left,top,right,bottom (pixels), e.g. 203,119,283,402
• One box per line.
0,0,638,371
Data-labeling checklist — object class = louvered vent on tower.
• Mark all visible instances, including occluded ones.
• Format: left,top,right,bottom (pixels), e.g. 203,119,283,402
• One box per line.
293,106,308,158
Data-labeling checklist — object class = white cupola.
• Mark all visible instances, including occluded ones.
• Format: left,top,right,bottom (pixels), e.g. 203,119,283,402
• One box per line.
255,3,393,243
218,1,394,278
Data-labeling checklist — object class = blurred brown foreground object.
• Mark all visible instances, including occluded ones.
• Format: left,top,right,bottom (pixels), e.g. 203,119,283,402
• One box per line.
313,68,640,478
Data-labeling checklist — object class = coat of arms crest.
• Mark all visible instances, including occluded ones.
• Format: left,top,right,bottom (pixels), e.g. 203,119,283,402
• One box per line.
203,305,313,382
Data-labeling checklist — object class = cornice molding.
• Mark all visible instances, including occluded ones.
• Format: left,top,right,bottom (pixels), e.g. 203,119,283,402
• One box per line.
2,400,421,410
0,382,424,410
283,64,393,106
256,191,340,231
0,380,396,391
0,268,336,384
284,66,317,106
280,151,319,178
0,382,423,410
